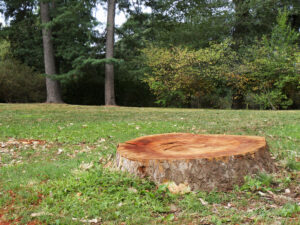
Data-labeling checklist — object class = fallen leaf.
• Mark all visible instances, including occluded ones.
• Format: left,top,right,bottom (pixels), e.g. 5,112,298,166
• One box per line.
163,181,191,194
199,198,208,205
224,203,232,209
104,161,113,168
72,218,100,223
169,204,178,212
99,138,106,143
258,191,267,197
57,148,63,155
128,187,138,193
31,212,52,217
79,162,93,170
106,154,112,161
266,190,295,205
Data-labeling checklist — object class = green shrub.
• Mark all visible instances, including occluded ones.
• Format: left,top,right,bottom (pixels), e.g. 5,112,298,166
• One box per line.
0,59,46,102
142,40,236,107
142,10,300,109
242,10,300,109
0,40,11,61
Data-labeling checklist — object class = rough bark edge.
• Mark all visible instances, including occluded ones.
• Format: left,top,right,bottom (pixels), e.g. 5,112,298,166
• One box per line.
116,146,277,191
40,1,64,103
105,0,116,106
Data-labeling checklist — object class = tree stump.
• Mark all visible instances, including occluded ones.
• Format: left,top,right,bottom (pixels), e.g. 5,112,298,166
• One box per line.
116,133,276,191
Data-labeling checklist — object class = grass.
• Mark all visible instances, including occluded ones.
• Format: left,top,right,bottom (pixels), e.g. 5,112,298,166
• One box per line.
0,103,299,224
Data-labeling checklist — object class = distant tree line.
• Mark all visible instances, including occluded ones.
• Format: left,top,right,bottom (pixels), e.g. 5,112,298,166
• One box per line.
0,0,299,109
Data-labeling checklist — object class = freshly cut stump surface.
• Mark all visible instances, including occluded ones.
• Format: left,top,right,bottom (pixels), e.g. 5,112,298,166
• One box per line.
116,133,276,191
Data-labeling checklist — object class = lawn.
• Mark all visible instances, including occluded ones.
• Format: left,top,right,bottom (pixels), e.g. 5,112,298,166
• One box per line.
0,104,299,224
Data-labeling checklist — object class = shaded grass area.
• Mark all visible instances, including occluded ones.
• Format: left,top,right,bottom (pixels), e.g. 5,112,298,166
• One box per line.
0,104,299,224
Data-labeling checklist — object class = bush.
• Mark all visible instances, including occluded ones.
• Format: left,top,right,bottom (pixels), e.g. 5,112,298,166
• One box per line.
142,40,236,107
241,10,300,109
142,10,300,109
0,59,46,103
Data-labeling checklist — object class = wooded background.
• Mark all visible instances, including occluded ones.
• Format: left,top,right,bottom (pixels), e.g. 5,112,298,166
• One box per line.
0,0,299,109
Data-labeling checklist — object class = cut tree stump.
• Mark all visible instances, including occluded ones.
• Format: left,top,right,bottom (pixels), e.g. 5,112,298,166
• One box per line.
116,133,276,191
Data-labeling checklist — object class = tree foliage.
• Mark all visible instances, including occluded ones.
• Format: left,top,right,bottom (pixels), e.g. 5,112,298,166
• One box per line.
0,0,44,70
142,10,300,109
232,0,300,45
0,59,46,102
242,10,300,109
142,40,237,107
0,0,299,108
0,0,100,76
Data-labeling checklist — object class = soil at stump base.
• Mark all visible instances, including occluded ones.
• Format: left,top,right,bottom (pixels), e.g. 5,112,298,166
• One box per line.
116,133,276,191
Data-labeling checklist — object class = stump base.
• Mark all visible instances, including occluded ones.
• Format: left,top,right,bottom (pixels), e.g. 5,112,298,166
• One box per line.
117,133,276,191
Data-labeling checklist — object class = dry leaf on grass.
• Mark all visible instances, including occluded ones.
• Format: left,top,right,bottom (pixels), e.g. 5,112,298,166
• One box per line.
79,162,93,170
169,204,179,212
72,218,100,223
199,198,208,205
31,212,52,217
259,190,297,205
128,187,138,193
163,181,191,194
104,161,112,168
98,138,106,143
57,148,64,155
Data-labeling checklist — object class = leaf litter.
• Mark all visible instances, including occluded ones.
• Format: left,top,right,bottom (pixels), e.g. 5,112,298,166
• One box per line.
0,138,50,167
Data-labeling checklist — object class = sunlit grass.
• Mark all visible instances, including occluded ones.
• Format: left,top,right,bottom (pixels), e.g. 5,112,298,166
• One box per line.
0,104,299,224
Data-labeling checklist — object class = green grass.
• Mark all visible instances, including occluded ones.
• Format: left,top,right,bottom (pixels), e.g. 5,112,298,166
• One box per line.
0,104,299,224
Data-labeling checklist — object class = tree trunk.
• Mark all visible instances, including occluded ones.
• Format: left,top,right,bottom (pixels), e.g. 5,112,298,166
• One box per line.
40,1,63,103
117,133,276,191
105,0,116,106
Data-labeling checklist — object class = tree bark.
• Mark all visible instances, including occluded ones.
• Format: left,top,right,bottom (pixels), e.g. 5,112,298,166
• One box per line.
40,1,63,103
117,133,276,191
105,0,116,105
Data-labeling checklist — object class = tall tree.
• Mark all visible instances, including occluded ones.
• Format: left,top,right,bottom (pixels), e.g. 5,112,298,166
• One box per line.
105,0,116,105
232,0,300,45
40,1,63,103
1,0,99,104
0,0,44,71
